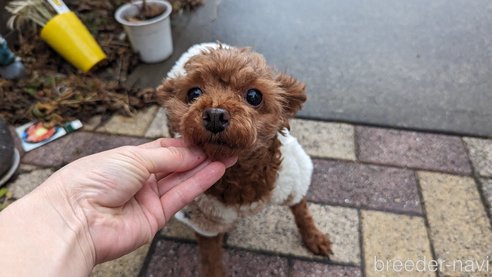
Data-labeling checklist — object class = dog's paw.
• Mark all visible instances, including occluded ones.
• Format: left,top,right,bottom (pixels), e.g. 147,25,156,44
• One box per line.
303,230,333,257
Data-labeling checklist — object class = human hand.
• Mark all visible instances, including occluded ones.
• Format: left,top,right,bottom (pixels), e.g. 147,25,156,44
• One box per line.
43,138,236,264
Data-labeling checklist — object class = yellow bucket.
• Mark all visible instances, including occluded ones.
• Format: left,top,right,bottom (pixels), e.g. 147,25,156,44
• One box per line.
40,12,106,72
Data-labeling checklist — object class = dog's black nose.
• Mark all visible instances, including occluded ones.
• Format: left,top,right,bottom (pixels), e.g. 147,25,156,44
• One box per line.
202,108,230,134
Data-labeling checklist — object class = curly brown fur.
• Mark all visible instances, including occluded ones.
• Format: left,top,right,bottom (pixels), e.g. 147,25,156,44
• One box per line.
206,136,282,205
157,45,330,276
291,198,333,256
196,233,226,277
157,46,306,161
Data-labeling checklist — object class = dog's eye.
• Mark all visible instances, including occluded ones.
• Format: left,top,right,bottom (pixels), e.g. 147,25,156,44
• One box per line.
187,87,203,103
245,89,263,106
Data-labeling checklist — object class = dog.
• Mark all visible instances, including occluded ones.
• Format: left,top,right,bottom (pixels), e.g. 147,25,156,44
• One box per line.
157,43,332,276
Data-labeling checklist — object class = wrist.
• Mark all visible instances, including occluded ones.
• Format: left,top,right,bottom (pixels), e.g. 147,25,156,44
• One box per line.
0,174,96,276
41,174,97,273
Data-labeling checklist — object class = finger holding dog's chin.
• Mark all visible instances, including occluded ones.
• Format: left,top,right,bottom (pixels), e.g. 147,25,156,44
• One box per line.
219,155,238,168
181,136,239,165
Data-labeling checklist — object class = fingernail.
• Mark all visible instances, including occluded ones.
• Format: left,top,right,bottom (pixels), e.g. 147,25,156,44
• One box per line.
222,156,238,168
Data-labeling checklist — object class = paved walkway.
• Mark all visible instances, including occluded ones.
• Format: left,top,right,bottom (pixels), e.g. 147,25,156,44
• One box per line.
128,0,492,137
5,106,492,276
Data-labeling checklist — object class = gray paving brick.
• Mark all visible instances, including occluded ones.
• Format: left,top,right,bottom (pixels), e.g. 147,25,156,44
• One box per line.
22,132,150,167
226,203,360,265
308,159,422,214
144,240,199,277
145,107,170,138
226,249,289,277
291,260,362,277
464,137,492,178
419,172,492,276
91,244,150,277
84,106,158,137
362,210,435,277
357,126,471,174
145,240,289,277
481,178,492,219
290,119,356,160
6,168,54,199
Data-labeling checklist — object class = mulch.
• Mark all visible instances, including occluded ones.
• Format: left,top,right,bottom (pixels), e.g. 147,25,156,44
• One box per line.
0,0,202,127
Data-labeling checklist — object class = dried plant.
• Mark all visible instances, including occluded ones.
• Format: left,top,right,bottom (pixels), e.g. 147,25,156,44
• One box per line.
0,0,203,126
6,0,57,30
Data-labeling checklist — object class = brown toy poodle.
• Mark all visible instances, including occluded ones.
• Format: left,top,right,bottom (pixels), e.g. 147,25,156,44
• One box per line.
157,43,332,277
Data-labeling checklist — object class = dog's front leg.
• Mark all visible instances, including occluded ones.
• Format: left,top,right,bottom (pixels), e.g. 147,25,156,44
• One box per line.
196,232,226,277
290,198,333,256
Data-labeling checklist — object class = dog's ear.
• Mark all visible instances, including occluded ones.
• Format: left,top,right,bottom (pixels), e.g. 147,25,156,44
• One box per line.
155,78,177,105
276,73,307,117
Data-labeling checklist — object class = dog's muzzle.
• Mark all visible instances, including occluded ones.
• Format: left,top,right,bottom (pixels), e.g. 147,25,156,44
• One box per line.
202,108,230,134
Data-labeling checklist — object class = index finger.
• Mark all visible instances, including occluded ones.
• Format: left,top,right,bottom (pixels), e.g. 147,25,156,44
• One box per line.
138,138,186,149
160,161,226,222
127,145,207,175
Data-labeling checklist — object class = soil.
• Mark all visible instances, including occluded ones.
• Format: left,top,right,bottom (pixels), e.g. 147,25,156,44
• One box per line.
0,0,204,127
125,3,166,22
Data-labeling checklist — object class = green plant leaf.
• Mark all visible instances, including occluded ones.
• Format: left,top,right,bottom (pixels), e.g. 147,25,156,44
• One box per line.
0,187,8,198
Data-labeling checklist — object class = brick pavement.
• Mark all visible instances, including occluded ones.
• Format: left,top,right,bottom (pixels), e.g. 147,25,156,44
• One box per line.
4,106,492,276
